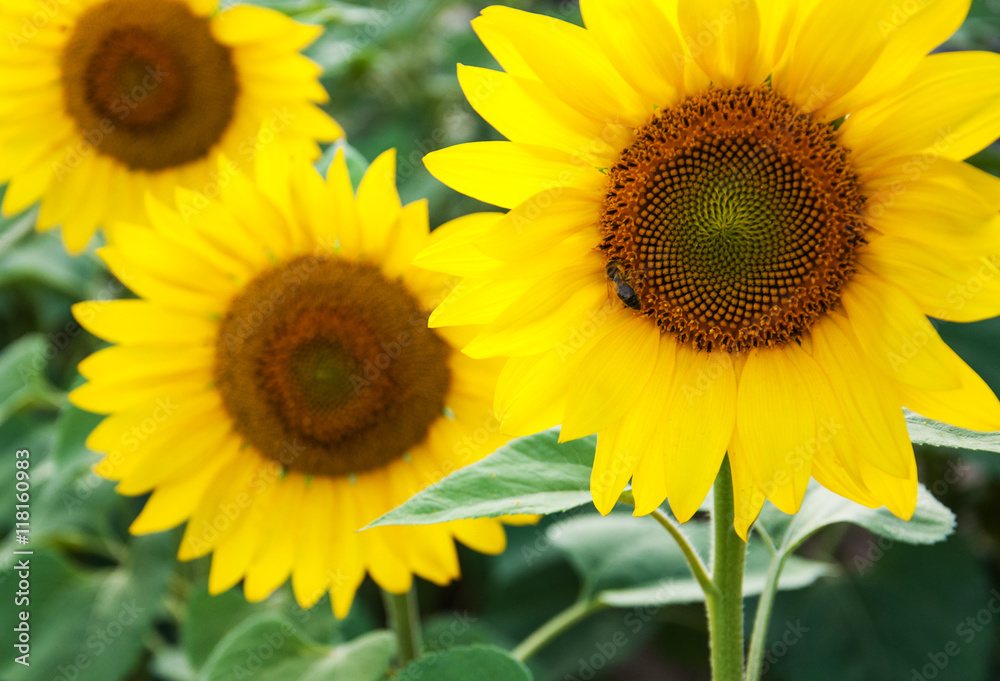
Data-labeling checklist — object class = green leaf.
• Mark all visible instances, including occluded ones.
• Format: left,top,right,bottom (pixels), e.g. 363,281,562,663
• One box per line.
298,631,395,681
198,616,394,681
183,583,353,672
0,533,176,681
0,333,61,423
198,614,320,681
905,409,1000,454
761,482,955,556
366,431,596,528
397,645,532,681
766,537,993,681
554,515,836,609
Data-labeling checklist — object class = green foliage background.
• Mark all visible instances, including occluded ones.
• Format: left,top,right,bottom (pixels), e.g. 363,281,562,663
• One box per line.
2,1,1000,680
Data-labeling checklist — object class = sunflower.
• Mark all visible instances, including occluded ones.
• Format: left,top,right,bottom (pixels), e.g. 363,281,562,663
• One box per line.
69,149,512,616
0,0,342,253
418,0,1000,538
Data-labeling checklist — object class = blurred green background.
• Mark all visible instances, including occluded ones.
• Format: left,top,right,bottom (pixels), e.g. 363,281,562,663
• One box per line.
2,1,1000,680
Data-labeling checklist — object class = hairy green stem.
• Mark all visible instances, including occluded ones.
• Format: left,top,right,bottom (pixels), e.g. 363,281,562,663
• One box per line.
707,458,747,681
649,507,718,599
745,552,786,681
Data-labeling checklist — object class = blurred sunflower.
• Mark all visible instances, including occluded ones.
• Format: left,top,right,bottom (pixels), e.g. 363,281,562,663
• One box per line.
70,149,511,616
0,0,342,253
419,0,1000,538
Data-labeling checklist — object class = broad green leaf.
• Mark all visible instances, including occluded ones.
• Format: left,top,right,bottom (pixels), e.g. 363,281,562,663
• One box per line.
762,482,955,556
298,631,395,681
548,514,704,596
0,333,61,423
183,586,264,670
598,551,836,610
766,537,993,681
183,583,354,672
396,645,532,681
0,534,176,681
198,614,320,681
558,515,835,609
198,616,394,681
905,409,1000,454
366,431,596,528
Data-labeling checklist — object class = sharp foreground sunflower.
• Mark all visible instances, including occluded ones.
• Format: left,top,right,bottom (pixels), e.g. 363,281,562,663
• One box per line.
418,0,1000,538
69,150,512,616
0,0,342,253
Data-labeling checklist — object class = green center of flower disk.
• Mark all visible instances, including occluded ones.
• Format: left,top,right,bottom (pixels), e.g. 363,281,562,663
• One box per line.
600,86,866,352
60,0,238,171
214,257,452,478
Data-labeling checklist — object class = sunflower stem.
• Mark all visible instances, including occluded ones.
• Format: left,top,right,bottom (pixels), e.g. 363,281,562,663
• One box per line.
649,507,717,599
511,598,605,663
707,457,747,681
383,587,422,667
744,552,787,681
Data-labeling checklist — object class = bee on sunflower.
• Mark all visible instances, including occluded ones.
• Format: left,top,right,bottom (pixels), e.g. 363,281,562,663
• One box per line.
417,0,1000,538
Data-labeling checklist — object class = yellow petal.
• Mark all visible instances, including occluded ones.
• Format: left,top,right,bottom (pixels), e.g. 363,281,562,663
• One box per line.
773,0,895,118
840,274,963,390
811,314,913,478
430,278,534,328
450,517,507,555
494,352,573,437
353,472,413,595
727,438,767,542
381,200,429,280
178,448,262,560
457,65,626,163
677,0,762,87
356,149,402,262
475,6,648,125
73,300,216,345
129,442,235,534
590,336,677,515
562,315,660,441
842,51,1000,169
736,345,816,514
325,148,363,258
413,212,504,276
464,260,608,358
475,186,601,262
212,5,321,49
424,142,599,210
99,247,226,315
897,362,1000,433
841,0,971,114
291,478,335,609
579,0,684,105
859,237,1000,323
663,345,736,522
244,475,306,602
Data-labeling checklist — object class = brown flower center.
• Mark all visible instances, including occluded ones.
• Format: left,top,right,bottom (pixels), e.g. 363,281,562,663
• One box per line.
214,256,452,478
61,0,238,171
600,86,866,352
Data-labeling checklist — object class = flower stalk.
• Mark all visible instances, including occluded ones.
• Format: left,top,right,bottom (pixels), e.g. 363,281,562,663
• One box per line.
383,586,423,667
706,457,747,681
